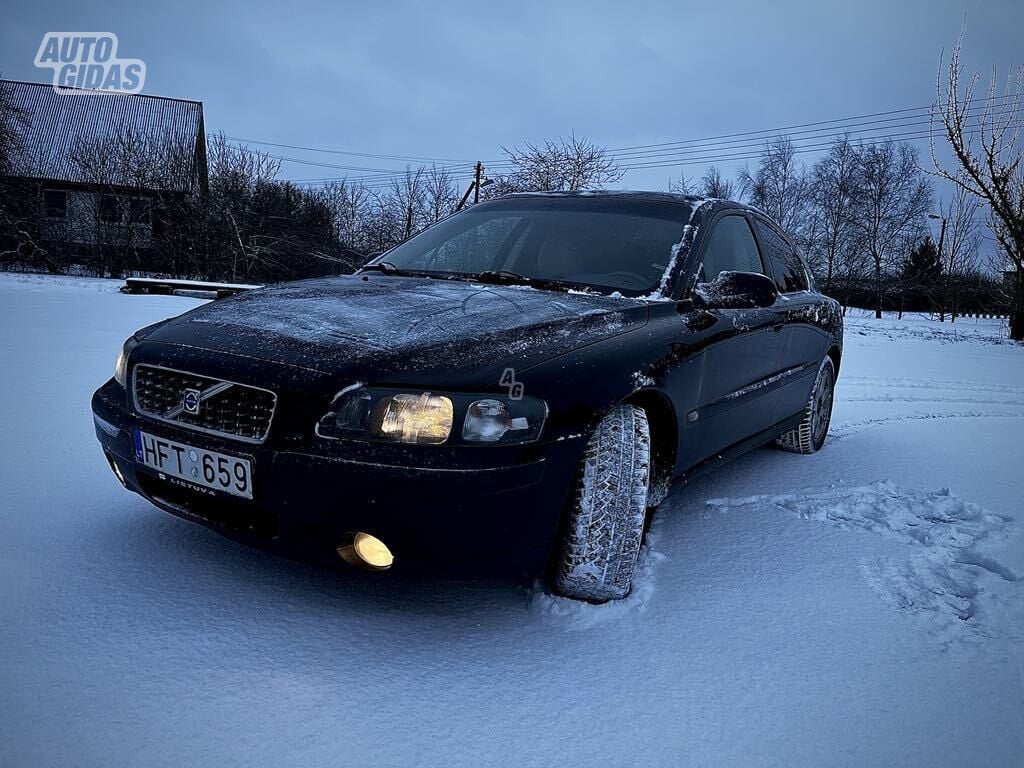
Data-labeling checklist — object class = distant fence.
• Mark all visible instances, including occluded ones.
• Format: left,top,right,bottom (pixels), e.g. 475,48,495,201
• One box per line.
956,312,1008,320
121,277,262,299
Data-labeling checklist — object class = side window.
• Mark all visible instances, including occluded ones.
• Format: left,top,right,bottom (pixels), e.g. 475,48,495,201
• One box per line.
753,220,809,293
698,215,765,282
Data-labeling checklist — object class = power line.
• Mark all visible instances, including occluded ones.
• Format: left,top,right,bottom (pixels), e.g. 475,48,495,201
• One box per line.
618,123,1023,172
214,94,1021,189
608,104,1019,161
221,135,470,165
283,113,1021,189
217,92,1020,173
603,92,1020,154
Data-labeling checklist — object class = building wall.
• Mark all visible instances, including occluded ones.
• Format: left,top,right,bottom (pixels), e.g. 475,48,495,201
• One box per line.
41,187,153,248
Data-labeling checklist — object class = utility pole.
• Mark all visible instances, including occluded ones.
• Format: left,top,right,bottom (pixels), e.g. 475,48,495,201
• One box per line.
456,162,484,211
929,213,948,321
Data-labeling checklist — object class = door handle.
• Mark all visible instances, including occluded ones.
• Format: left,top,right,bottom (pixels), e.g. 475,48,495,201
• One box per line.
772,322,785,333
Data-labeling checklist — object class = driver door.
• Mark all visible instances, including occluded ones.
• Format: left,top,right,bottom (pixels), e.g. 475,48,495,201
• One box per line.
687,214,786,463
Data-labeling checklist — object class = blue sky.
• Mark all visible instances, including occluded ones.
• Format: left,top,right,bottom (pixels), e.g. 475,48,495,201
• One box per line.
2,0,1021,201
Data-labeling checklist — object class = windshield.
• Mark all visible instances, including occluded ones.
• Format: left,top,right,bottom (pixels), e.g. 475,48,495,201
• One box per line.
373,196,690,295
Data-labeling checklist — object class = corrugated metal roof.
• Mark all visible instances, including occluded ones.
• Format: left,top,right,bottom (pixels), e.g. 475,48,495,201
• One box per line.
2,80,204,192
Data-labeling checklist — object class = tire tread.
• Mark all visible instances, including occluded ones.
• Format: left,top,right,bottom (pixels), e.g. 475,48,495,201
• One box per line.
555,405,650,601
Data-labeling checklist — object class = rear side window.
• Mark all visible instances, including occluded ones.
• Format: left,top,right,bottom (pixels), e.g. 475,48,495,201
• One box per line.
754,220,809,293
698,215,765,282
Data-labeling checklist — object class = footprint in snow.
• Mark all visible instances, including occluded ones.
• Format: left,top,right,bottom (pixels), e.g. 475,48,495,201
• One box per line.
707,481,1019,643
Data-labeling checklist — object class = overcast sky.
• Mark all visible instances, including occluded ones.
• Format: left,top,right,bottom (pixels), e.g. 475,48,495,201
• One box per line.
2,0,1021,203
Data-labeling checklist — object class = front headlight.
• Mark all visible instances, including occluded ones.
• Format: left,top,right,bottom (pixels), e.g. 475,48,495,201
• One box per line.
376,392,454,444
114,336,139,387
316,387,547,445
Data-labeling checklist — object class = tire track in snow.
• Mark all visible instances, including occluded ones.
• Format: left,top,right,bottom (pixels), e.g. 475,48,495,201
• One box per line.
841,396,1024,407
830,412,1024,441
841,377,1024,395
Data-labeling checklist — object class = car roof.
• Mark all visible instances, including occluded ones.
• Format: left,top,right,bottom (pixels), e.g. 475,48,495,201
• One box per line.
501,190,706,206
496,190,765,216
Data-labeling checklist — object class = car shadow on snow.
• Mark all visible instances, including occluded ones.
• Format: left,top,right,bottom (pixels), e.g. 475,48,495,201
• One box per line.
90,499,536,631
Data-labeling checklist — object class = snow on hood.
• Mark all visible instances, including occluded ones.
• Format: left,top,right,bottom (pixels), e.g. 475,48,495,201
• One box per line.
145,274,650,384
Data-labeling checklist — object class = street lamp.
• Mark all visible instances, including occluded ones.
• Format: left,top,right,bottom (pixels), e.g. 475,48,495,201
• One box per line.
928,213,947,263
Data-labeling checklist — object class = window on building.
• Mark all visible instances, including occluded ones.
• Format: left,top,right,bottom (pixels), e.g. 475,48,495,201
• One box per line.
99,195,122,223
128,198,152,225
43,190,67,219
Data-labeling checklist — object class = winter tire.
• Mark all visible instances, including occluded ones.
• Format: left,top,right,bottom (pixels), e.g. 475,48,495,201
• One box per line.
554,404,651,602
777,356,835,454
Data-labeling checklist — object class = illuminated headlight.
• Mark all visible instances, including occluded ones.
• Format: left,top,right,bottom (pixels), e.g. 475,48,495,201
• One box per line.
376,392,454,444
318,389,453,444
316,387,546,445
114,336,139,387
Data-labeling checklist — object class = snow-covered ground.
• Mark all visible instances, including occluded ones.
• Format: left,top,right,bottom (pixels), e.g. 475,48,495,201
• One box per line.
1,274,1022,767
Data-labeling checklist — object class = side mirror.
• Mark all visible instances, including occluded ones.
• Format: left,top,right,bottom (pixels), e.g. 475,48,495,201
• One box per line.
693,271,778,310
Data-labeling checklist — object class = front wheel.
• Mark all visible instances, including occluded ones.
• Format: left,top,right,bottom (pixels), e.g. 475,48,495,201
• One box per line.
777,356,835,454
554,404,650,602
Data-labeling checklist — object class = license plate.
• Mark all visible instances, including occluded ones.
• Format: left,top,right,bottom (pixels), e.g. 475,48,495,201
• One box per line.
133,429,253,499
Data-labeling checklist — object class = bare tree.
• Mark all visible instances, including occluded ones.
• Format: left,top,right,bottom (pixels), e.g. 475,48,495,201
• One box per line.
363,188,401,253
668,172,693,195
738,137,809,233
389,166,426,240
808,137,861,293
853,140,932,318
0,76,28,176
0,77,45,270
935,183,983,321
931,30,1024,339
424,164,459,223
321,179,371,254
498,135,623,192
699,166,737,199
205,132,284,280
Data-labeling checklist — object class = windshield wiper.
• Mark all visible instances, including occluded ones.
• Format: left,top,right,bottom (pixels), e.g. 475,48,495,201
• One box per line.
470,270,573,292
359,261,407,275
360,261,438,278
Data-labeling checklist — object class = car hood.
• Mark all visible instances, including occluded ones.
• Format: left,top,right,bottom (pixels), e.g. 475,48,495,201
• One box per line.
143,275,650,387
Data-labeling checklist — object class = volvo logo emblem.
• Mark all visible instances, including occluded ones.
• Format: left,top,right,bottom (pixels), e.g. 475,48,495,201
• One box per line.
182,388,201,414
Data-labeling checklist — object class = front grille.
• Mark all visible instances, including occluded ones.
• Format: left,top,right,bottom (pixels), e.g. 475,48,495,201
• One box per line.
133,364,276,443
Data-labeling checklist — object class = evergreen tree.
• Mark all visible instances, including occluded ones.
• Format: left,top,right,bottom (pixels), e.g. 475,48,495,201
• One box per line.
902,236,942,311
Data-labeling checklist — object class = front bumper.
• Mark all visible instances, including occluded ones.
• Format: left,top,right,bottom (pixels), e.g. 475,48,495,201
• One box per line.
91,379,584,576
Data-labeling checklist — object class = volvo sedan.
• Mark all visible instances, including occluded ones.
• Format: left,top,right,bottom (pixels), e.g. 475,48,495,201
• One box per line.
92,192,842,601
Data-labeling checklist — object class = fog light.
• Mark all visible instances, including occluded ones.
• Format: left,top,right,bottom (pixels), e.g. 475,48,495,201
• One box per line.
338,532,394,570
354,532,394,568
